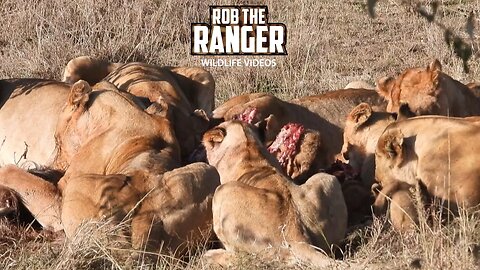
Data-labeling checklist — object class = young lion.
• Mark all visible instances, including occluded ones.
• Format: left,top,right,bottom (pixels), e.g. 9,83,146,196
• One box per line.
341,103,399,188
202,120,347,267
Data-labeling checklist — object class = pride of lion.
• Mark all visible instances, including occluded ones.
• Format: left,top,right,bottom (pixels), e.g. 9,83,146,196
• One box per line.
0,57,478,266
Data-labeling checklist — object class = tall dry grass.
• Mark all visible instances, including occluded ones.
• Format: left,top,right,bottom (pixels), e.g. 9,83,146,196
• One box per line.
0,0,479,269
1,0,479,102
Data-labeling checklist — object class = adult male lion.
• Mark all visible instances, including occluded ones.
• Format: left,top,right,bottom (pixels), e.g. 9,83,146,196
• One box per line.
202,121,347,267
0,81,219,256
376,59,480,116
375,116,480,231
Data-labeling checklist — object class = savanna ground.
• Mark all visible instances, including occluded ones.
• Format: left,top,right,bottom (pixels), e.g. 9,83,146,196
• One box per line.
0,0,479,269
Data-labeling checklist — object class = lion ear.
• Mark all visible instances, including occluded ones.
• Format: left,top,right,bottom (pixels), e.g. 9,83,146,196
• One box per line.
376,76,395,99
348,103,372,126
378,130,404,163
428,59,442,89
427,59,442,72
193,109,209,122
68,80,92,108
203,127,226,147
256,114,280,143
145,100,169,118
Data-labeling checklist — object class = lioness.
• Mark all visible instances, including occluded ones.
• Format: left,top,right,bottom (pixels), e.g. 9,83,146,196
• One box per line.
62,56,123,86
103,62,213,162
63,56,215,113
340,103,416,225
202,121,347,267
376,59,480,116
0,81,220,256
375,116,480,231
0,79,72,168
340,103,399,187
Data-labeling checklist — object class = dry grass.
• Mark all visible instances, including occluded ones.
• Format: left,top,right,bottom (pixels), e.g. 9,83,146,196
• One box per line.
0,0,479,269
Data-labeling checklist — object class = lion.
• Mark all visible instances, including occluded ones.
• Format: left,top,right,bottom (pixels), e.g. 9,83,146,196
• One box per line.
202,120,347,267
376,59,480,117
101,62,213,162
63,57,216,161
0,79,72,168
211,94,334,182
0,81,220,257
340,103,401,188
340,103,418,226
211,89,386,178
375,116,480,231
371,181,419,232
167,66,216,114
62,56,123,86
63,56,215,114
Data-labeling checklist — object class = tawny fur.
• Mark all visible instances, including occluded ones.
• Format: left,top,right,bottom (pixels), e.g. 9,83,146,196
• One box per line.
375,116,480,231
0,81,220,257
211,89,386,180
0,79,71,168
341,103,398,188
376,59,480,117
102,62,212,161
202,121,347,267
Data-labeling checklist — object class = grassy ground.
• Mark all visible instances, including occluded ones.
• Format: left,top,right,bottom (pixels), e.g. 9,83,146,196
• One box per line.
0,0,479,269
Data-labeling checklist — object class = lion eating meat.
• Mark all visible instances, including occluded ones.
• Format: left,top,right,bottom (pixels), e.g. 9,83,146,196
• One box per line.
202,120,347,267
211,89,385,182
